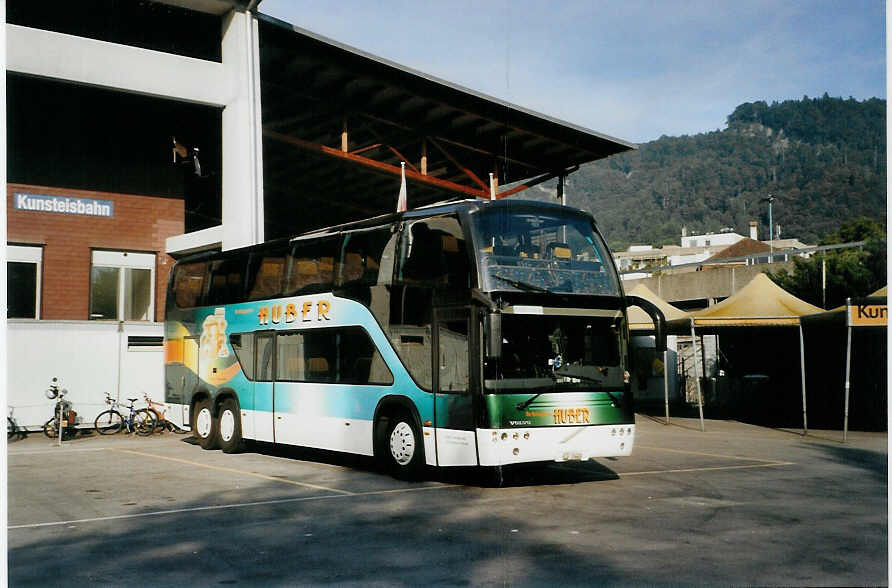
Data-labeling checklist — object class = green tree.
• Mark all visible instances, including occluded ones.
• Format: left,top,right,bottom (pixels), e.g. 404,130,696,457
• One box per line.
769,217,886,308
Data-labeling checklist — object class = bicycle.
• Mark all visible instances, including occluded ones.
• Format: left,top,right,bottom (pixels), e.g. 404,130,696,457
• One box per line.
8,407,25,440
94,393,157,436
43,377,80,440
143,393,188,434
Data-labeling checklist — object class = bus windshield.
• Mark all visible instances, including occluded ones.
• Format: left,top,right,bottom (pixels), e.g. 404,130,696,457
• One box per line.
469,206,620,296
484,314,625,394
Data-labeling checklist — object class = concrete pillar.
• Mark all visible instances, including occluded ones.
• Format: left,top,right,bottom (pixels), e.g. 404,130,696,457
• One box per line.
1,1,9,577
221,10,265,250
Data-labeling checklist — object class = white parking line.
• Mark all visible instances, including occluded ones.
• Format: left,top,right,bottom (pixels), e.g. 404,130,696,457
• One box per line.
8,446,110,456
112,448,357,495
8,485,456,530
637,444,794,464
620,462,794,477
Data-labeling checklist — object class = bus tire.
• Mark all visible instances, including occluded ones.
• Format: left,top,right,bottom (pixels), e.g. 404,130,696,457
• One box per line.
193,398,219,450
378,410,424,480
217,397,244,454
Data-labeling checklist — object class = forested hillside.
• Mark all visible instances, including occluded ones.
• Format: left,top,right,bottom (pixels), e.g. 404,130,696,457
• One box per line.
535,95,885,250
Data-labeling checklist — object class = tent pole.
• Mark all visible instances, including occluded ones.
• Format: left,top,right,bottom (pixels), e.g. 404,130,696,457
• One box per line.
798,324,808,436
690,318,705,432
700,334,707,378
843,298,853,443
664,349,670,425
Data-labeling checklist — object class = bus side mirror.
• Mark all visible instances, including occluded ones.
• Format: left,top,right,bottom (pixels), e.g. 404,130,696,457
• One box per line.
484,312,502,359
626,295,667,353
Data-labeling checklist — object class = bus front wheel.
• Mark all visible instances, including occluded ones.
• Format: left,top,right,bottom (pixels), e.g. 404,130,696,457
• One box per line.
193,398,219,450
378,411,424,480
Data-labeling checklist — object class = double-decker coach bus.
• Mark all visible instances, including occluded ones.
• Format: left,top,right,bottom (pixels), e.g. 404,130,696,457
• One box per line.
164,199,665,478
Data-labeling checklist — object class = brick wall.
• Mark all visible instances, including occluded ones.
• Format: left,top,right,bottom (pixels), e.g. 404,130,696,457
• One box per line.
8,183,185,321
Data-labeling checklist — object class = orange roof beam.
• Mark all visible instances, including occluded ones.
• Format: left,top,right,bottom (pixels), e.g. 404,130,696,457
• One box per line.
264,129,488,199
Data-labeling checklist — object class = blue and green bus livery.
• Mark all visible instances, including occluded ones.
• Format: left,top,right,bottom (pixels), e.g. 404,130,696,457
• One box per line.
164,199,665,478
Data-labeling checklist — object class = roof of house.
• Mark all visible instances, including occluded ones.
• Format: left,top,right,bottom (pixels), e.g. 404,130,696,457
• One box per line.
706,238,770,261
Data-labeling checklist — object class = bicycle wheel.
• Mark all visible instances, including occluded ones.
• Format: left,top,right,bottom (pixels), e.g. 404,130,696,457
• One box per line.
94,410,124,435
133,408,157,436
168,420,189,434
43,417,59,439
149,409,165,434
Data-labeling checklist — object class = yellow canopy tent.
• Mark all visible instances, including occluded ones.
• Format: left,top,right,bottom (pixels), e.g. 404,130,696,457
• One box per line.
665,273,822,432
667,273,822,331
625,284,688,424
626,284,689,331
800,286,887,440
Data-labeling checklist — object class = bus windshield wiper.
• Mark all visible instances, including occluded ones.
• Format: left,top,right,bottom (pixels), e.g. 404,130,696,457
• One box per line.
492,274,551,294
553,370,621,406
554,370,602,386
516,391,545,411
516,375,558,410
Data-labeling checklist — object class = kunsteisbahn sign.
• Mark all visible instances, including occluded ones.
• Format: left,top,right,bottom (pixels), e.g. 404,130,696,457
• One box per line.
14,192,114,218
848,303,888,327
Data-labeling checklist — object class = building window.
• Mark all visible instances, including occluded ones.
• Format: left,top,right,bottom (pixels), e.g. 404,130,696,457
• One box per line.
7,244,42,319
90,250,156,321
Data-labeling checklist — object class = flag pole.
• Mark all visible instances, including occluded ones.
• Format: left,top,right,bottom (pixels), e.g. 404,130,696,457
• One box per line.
397,162,407,212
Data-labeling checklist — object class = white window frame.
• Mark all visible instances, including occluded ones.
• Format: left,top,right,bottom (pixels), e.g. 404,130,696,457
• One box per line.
8,244,43,319
90,250,156,321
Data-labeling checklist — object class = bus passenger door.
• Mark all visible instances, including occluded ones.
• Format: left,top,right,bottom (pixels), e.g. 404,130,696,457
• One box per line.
253,332,275,443
433,307,479,466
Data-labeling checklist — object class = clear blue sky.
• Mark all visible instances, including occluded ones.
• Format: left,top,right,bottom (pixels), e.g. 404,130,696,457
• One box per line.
259,0,885,144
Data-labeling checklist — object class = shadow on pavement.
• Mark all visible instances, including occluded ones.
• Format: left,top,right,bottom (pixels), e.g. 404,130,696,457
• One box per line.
8,477,624,585
180,436,622,489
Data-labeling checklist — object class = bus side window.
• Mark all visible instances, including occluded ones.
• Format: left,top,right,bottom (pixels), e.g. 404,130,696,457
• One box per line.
207,254,249,305
173,261,208,308
255,334,275,382
283,237,339,296
274,327,392,385
396,216,468,289
246,245,289,301
229,333,256,380
337,227,395,288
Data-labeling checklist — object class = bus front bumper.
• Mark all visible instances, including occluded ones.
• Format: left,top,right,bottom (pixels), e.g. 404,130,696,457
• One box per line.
476,424,635,466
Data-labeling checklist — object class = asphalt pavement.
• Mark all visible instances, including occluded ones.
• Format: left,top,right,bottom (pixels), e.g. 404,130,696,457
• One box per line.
6,415,887,586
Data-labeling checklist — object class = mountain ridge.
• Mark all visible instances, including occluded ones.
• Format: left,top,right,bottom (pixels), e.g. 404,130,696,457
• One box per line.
525,95,886,250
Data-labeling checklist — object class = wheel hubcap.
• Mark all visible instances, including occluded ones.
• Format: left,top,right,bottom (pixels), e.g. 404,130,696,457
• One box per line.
220,409,235,442
196,407,212,438
389,421,415,466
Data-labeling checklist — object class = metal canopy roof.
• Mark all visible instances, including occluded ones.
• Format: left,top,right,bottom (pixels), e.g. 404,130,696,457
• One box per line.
257,13,635,239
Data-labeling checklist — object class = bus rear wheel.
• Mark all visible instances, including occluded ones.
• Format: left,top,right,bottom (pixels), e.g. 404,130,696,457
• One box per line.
217,397,244,454
193,398,219,450
377,411,424,480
